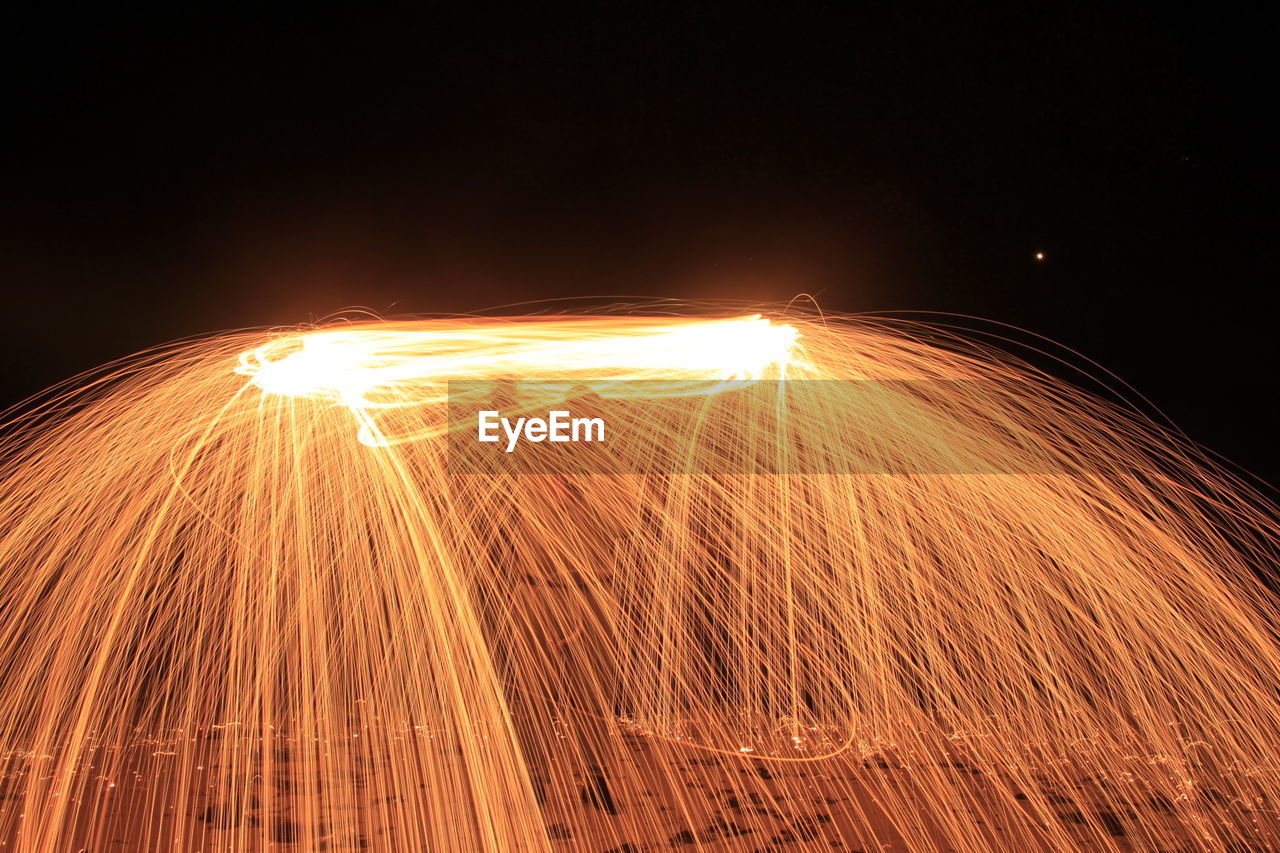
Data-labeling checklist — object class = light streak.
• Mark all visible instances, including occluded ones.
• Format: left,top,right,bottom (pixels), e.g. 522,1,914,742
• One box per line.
0,309,1277,851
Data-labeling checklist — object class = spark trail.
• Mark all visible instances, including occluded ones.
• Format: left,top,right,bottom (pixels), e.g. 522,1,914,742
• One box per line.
0,310,1277,851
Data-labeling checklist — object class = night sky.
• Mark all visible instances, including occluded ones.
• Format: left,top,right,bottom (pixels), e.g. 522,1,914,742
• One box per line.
2,5,1276,482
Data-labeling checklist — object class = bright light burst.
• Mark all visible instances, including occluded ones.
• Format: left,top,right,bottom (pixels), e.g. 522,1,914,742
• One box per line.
1,308,1278,851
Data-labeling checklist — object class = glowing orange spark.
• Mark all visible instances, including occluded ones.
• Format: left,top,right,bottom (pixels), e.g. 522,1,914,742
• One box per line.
0,308,1277,851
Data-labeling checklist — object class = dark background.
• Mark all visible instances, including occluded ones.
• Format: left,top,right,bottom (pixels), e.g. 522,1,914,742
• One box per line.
2,4,1276,483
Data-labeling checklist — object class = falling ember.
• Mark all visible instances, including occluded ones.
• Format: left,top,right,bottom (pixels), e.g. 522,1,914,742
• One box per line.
0,308,1279,851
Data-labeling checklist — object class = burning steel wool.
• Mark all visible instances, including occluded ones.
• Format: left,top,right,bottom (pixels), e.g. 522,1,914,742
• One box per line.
1,310,1278,851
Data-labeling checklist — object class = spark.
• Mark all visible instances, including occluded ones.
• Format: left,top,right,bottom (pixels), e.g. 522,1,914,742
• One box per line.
0,308,1278,850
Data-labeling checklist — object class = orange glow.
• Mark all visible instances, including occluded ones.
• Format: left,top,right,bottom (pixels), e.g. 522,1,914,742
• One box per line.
1,308,1279,851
